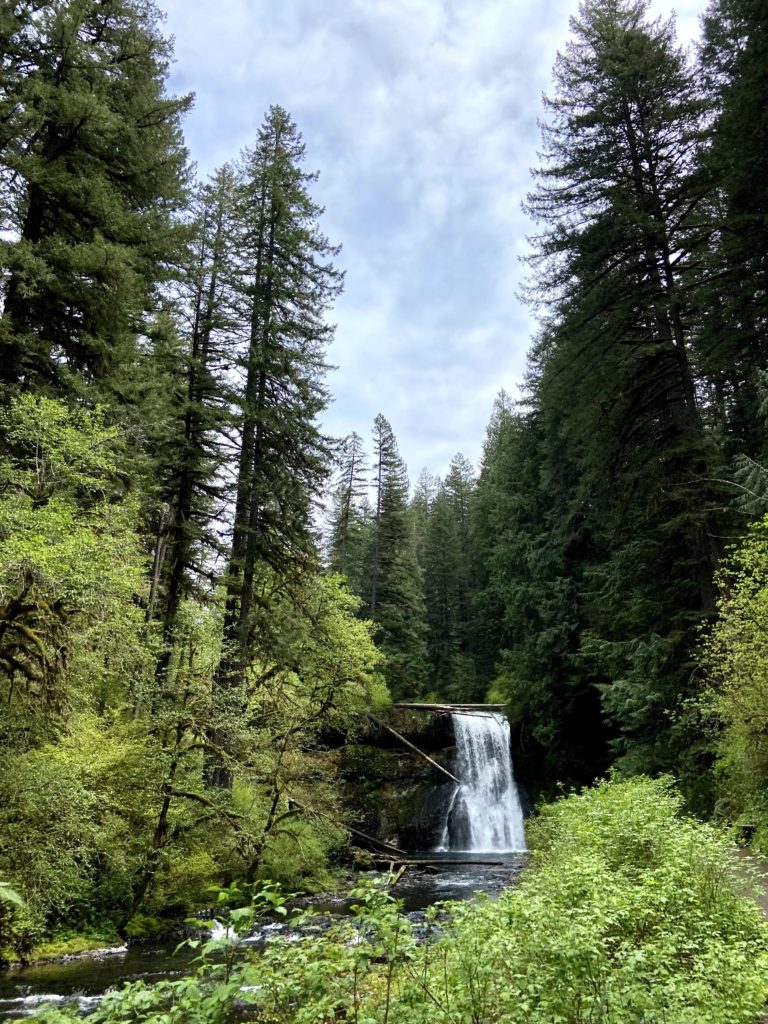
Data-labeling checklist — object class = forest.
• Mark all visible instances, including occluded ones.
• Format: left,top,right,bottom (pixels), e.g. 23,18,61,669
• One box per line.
2,0,768,1019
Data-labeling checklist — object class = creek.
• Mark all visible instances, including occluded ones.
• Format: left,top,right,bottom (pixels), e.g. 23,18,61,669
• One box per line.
0,859,527,1020
0,711,527,1020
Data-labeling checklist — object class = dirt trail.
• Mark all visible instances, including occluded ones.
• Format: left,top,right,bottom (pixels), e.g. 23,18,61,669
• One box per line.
732,852,768,1024
733,848,768,918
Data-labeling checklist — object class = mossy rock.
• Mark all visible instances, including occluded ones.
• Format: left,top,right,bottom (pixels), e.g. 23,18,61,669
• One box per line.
340,741,457,849
123,914,166,940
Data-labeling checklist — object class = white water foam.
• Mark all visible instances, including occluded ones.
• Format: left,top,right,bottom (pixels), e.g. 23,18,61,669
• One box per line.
0,993,104,1019
435,712,526,853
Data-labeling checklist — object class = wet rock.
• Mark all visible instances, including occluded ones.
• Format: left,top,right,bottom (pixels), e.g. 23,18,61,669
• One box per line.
338,742,456,849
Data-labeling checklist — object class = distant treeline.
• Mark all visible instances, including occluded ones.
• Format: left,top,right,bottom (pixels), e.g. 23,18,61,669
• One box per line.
327,0,768,824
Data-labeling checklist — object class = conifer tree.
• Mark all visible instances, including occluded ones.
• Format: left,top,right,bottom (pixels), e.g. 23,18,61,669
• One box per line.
0,0,191,396
469,391,516,684
367,415,428,699
421,454,479,699
149,168,237,685
211,108,342,783
696,0,768,459
524,0,723,782
471,394,613,795
327,432,370,596
443,453,475,641
411,467,439,568
422,486,458,690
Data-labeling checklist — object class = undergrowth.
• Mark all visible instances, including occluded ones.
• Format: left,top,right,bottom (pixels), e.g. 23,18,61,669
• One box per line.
34,777,768,1024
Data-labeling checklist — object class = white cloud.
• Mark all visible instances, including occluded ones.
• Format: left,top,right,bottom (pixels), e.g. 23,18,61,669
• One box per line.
162,0,708,479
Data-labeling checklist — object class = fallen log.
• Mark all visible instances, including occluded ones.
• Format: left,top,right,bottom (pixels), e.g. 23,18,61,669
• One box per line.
370,855,512,867
392,703,506,712
385,863,408,886
345,826,408,857
366,712,461,785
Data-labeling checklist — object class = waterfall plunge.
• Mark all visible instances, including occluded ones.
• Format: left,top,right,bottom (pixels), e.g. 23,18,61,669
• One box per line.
436,712,526,853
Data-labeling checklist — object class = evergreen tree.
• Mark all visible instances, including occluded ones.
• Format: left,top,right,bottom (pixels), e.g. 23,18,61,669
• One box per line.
327,431,370,597
212,108,342,782
367,414,428,699
0,0,191,395
411,467,439,568
422,486,458,692
421,454,479,699
470,395,612,795
695,0,768,462
524,0,723,784
443,453,476,665
469,391,516,685
149,168,237,685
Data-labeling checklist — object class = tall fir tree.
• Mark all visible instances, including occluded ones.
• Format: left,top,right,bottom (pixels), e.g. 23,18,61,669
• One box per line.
421,454,479,699
0,0,191,396
695,0,768,463
524,0,723,785
327,431,370,597
471,394,612,797
211,108,342,783
148,168,238,685
366,414,428,699
410,467,439,569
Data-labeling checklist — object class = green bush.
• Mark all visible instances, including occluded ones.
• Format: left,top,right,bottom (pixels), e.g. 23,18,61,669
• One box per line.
257,818,346,892
254,777,768,1024
702,516,768,846
36,777,768,1024
440,776,768,1023
0,715,164,952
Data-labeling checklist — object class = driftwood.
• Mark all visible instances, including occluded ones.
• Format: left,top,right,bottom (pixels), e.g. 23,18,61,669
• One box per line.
371,854,511,867
366,712,461,785
392,703,506,713
288,797,408,857
344,824,408,857
386,863,408,885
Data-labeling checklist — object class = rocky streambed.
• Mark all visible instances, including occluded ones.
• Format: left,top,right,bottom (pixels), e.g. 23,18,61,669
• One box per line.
0,857,527,1020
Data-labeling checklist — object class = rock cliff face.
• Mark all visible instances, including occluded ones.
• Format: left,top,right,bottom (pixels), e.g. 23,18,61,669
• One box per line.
338,711,456,850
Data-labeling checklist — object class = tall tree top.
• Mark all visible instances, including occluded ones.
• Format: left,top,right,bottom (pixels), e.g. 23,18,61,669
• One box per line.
528,0,704,233
0,0,193,393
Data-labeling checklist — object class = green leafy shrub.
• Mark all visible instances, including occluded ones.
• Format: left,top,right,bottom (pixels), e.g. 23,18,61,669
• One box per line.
458,776,768,1023
0,395,150,731
0,714,164,953
250,778,768,1024
701,516,768,849
0,878,27,963
257,817,346,891
36,778,768,1024
0,746,103,945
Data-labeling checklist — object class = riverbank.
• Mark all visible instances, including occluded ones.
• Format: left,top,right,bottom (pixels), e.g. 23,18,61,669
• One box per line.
2,937,125,970
0,857,527,1019
11,777,765,1024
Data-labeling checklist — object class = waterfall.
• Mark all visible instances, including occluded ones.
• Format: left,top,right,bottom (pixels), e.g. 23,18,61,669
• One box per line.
435,712,526,853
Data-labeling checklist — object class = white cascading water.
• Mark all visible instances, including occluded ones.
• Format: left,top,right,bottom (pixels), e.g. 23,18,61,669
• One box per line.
435,712,526,852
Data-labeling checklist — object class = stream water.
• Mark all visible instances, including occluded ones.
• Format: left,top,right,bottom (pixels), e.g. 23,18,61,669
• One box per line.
0,712,528,1019
0,858,526,1020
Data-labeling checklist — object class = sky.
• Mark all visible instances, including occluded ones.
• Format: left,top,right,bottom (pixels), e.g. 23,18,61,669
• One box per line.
161,0,707,482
